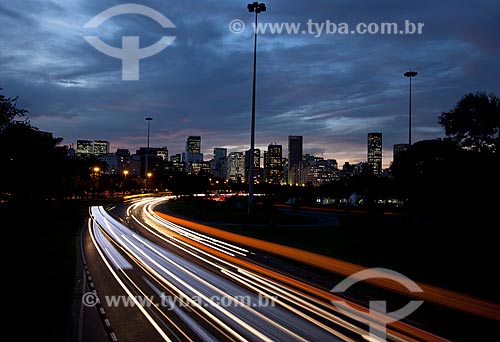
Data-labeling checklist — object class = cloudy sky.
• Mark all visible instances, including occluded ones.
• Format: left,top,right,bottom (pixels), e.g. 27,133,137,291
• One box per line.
1,0,499,167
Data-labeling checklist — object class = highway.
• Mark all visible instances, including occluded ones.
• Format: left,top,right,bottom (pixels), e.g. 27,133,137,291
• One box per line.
81,196,497,341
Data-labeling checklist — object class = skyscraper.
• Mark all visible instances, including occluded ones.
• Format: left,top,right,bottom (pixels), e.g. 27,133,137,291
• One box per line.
93,140,109,156
227,152,245,183
288,135,303,184
156,146,169,161
368,132,383,176
214,148,227,162
76,140,93,157
170,154,184,172
212,148,228,179
185,136,201,156
245,148,261,183
267,144,283,184
393,143,409,164
184,136,203,172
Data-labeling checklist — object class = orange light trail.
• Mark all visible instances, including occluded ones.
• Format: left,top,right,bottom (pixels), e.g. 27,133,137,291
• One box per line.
151,212,460,342
154,211,500,323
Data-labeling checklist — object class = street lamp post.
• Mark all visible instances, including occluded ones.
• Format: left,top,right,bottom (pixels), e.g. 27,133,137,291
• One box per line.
145,117,153,191
147,172,152,191
404,70,417,146
122,170,129,196
403,70,417,226
92,166,100,199
247,1,266,215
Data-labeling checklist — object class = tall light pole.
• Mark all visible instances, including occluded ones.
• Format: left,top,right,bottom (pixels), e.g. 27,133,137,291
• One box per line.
145,117,153,190
247,1,266,215
404,70,417,146
403,71,417,226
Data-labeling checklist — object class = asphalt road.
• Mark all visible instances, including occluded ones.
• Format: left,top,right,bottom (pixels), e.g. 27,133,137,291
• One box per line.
78,196,471,342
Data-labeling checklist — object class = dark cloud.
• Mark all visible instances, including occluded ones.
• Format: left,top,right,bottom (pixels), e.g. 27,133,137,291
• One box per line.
1,0,499,168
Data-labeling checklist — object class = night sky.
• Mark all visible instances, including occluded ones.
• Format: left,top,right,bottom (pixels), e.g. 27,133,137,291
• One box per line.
1,0,499,167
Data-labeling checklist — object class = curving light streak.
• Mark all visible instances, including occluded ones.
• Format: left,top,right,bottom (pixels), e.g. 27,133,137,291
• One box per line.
131,233,309,342
93,205,325,342
140,197,452,342
141,198,249,257
87,217,173,341
90,199,460,342
91,207,252,342
132,199,404,340
131,202,375,340
150,203,500,322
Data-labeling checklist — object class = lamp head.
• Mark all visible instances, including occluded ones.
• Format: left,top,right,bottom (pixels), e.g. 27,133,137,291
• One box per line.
248,2,266,13
404,71,418,77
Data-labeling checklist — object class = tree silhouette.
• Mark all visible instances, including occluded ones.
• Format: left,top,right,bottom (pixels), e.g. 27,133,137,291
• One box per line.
438,91,499,154
0,86,28,131
1,87,69,201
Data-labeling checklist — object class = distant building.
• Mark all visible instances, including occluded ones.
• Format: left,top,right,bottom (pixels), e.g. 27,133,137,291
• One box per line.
93,140,109,156
99,153,118,174
116,149,131,173
129,155,142,176
267,144,283,184
185,136,202,160
211,148,228,179
186,135,201,152
341,161,370,178
288,135,303,184
393,143,409,164
76,140,93,157
76,139,110,158
156,146,169,161
302,157,339,186
368,132,382,176
170,154,184,172
66,145,76,159
290,161,307,185
303,164,336,186
189,161,211,176
116,149,130,157
245,148,261,184
136,147,167,176
214,147,226,161
184,136,203,172
228,152,245,183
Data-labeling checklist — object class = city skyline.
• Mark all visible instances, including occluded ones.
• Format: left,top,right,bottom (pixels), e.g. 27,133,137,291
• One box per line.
72,131,397,171
1,1,498,171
